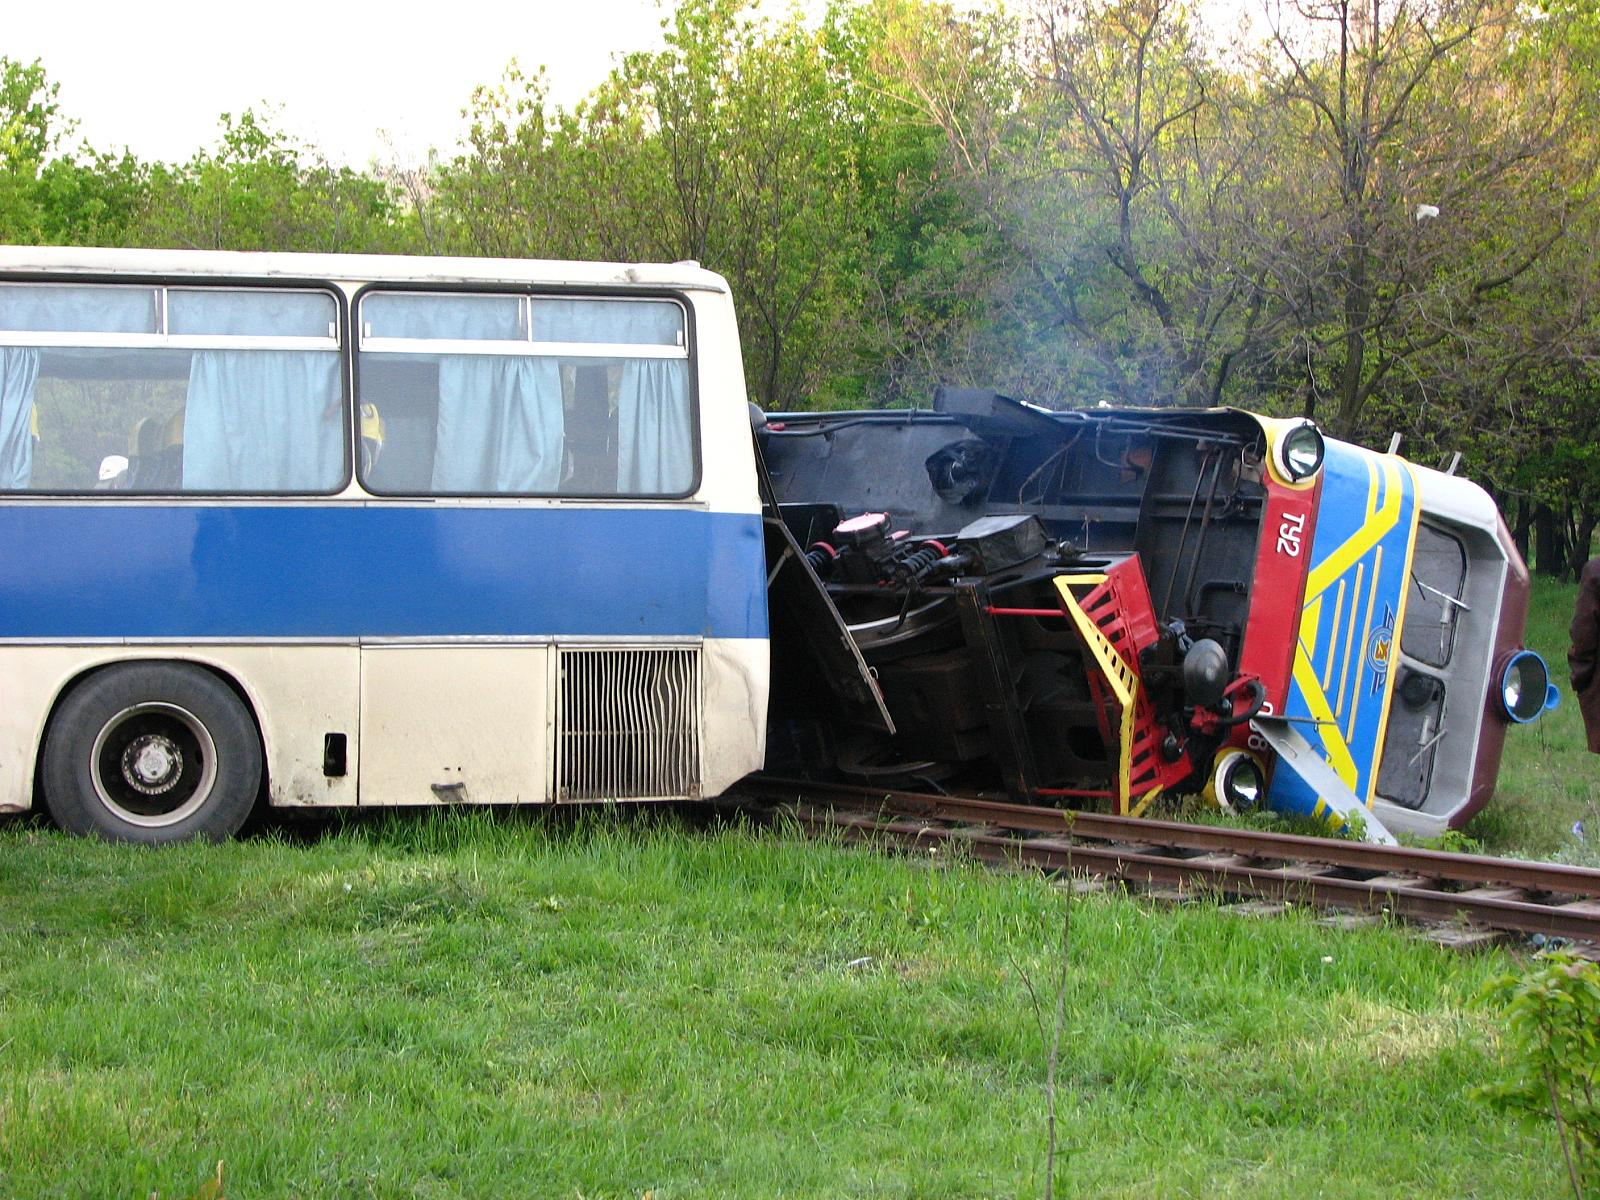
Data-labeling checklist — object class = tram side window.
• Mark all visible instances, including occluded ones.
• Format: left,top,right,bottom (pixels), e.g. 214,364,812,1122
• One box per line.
356,292,695,497
1401,524,1467,668
0,284,345,494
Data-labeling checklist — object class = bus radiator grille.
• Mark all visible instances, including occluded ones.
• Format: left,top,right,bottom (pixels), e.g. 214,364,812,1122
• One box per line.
556,647,703,802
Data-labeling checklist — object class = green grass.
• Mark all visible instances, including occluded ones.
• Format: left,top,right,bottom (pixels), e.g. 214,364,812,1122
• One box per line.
1471,575,1600,863
0,810,1567,1198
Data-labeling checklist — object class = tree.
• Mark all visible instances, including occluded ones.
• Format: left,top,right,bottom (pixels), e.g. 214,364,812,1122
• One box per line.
1253,0,1595,437
441,0,877,410
1020,0,1281,407
136,110,408,253
0,57,66,241
830,0,1020,405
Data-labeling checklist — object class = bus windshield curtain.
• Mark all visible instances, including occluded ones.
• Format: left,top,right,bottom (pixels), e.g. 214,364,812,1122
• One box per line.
0,348,39,490
537,300,691,494
433,357,563,493
183,351,342,491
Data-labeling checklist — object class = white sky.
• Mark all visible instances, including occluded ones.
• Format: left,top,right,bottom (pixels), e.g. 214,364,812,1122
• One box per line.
6,0,682,167
11,0,1260,169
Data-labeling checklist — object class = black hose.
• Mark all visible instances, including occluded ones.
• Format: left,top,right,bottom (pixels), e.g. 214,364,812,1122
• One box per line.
1216,678,1268,727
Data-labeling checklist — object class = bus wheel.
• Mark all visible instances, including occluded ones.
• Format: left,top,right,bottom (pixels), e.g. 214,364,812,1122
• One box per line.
42,663,262,844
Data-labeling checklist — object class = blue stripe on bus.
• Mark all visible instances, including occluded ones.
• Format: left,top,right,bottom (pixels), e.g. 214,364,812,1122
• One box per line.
0,505,769,640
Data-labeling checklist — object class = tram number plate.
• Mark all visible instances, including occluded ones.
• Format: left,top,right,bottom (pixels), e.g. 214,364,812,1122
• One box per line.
1276,511,1306,557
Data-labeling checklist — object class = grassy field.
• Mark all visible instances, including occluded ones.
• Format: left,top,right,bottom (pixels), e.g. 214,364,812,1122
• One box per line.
1471,575,1599,863
0,810,1568,1199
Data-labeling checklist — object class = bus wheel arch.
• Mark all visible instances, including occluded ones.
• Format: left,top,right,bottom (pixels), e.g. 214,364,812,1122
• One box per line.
40,660,265,844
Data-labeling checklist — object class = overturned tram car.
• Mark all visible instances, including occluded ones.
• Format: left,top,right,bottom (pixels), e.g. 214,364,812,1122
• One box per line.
759,388,1557,843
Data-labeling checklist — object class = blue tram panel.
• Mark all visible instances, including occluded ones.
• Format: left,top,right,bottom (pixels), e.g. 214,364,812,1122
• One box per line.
1270,441,1418,823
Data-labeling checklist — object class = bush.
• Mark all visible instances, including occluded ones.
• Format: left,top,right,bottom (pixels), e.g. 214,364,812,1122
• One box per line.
1477,953,1600,1198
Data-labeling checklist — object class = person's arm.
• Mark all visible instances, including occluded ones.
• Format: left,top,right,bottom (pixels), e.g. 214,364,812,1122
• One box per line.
1571,560,1600,691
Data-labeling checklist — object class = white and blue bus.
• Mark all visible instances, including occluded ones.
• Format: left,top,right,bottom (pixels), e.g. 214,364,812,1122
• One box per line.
0,248,770,842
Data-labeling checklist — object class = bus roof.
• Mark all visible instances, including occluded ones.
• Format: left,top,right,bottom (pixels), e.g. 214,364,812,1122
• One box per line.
0,246,732,294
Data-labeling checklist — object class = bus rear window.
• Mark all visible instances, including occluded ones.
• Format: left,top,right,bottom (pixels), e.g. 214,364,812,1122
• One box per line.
356,291,694,498
0,283,345,494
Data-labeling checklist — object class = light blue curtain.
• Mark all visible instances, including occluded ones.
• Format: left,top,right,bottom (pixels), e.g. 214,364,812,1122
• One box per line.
0,348,39,490
0,284,156,333
182,351,342,490
169,289,334,338
534,300,692,493
433,356,564,492
534,299,681,345
365,293,521,341
619,359,692,492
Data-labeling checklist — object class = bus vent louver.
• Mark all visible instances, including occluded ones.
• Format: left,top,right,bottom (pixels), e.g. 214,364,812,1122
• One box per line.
556,647,702,802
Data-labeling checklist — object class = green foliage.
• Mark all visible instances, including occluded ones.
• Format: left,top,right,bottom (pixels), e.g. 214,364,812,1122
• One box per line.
822,0,1019,405
136,110,409,254
5,0,1600,450
0,56,65,242
1476,954,1600,1196
34,149,151,247
1422,827,1485,856
0,56,63,165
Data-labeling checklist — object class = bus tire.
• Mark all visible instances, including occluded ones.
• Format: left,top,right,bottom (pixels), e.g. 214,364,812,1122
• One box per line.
41,663,262,845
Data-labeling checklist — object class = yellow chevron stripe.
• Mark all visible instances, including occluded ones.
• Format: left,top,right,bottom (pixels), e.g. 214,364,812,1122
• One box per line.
1345,546,1384,744
1363,459,1423,801
1291,645,1359,787
1319,581,1344,691
1301,593,1323,661
1335,562,1365,720
1306,457,1404,598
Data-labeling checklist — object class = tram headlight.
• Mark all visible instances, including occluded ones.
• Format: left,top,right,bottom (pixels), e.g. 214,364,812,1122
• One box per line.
1498,650,1559,724
1209,750,1266,812
1273,420,1325,483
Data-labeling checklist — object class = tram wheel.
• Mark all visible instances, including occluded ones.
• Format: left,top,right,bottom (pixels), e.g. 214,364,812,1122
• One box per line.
42,663,262,844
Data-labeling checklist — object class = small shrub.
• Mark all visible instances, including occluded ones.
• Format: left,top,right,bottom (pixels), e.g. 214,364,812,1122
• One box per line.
1476,954,1600,1198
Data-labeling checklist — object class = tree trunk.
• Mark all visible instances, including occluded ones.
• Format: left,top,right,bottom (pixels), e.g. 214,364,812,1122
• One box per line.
1511,496,1533,564
1574,504,1598,578
1533,504,1568,579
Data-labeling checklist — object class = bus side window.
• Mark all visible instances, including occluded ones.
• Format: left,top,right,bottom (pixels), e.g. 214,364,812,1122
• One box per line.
1,283,344,495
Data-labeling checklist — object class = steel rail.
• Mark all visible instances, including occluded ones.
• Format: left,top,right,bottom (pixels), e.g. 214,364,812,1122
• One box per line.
735,777,1600,943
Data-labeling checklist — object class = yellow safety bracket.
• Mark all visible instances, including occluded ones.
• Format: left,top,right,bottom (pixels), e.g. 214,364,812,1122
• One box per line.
1050,574,1137,815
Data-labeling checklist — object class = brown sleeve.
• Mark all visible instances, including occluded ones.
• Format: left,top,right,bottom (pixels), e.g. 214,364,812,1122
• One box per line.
1571,559,1600,691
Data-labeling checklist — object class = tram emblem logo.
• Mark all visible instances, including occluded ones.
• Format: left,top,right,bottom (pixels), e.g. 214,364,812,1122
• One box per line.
1366,604,1396,695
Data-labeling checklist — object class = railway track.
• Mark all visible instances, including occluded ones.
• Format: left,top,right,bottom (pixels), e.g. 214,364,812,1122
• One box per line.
731,777,1600,948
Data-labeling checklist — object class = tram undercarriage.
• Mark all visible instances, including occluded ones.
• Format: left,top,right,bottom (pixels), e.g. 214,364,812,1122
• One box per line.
760,388,1280,818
